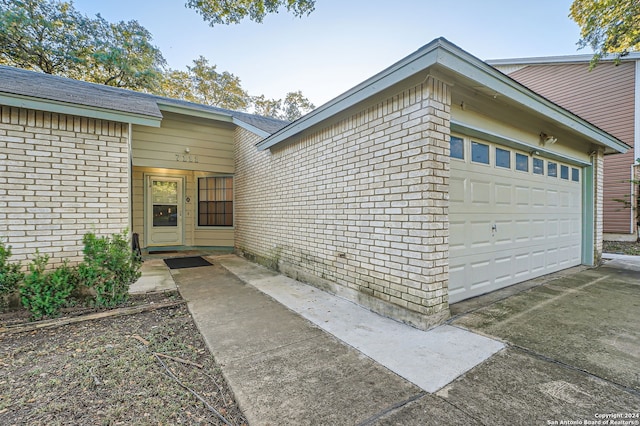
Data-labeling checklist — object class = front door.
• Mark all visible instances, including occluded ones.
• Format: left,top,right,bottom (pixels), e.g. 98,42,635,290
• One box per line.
146,176,183,246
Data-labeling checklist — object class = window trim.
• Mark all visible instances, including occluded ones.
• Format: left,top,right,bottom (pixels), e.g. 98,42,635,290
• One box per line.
450,135,465,160
471,141,490,165
196,175,235,229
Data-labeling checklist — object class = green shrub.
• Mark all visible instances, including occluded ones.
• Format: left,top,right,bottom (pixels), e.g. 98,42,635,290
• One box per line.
78,230,141,307
0,240,24,308
20,253,77,320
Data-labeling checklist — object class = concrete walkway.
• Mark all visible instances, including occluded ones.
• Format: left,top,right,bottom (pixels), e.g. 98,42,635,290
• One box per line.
133,253,640,424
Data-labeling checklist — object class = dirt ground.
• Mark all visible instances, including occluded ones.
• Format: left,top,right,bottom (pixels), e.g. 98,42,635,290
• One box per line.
603,239,640,255
0,292,247,425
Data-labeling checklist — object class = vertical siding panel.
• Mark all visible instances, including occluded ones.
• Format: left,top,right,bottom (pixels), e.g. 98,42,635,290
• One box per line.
507,62,636,234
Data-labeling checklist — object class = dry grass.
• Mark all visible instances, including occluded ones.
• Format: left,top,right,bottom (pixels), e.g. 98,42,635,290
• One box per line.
603,240,640,256
0,293,247,425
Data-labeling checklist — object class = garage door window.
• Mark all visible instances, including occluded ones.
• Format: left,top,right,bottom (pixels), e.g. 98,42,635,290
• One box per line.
548,162,558,177
560,165,569,180
496,148,510,168
533,158,544,175
516,153,528,172
472,142,489,164
572,168,580,182
450,136,464,159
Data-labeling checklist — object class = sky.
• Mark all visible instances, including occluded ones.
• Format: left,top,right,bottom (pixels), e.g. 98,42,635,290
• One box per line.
71,0,588,108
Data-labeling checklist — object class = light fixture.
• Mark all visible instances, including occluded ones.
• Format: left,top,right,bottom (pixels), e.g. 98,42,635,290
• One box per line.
539,132,557,146
185,147,190,153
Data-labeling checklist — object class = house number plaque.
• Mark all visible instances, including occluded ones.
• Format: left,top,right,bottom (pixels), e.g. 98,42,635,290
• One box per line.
175,154,199,163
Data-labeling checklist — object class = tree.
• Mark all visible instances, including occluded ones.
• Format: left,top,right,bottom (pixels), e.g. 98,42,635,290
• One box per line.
159,56,250,110
185,0,315,25
250,91,314,120
282,90,315,121
570,0,640,64
0,0,166,91
189,56,249,110
252,94,282,118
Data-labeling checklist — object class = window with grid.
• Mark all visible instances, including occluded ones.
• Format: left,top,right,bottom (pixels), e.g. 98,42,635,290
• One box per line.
198,176,233,227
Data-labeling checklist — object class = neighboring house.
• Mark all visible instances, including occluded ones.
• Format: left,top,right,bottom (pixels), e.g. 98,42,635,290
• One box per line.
488,54,640,241
0,38,628,330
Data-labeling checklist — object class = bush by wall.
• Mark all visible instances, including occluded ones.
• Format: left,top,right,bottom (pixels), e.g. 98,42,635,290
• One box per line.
19,253,77,320
1,230,141,319
78,230,142,307
0,241,24,308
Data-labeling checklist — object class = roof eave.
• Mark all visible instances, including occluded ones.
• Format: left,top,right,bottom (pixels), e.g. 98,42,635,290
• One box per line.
487,52,640,66
257,38,627,155
231,117,271,138
435,45,630,154
256,39,444,151
0,92,162,127
156,101,234,123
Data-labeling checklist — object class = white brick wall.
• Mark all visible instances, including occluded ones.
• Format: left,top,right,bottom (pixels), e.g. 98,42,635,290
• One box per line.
594,147,605,262
235,77,451,329
0,107,130,267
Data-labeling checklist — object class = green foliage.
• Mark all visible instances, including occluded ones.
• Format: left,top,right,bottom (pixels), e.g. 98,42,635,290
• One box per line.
160,56,249,110
78,231,141,307
20,253,77,320
570,0,640,65
186,0,316,25
252,90,315,121
0,0,166,91
0,240,23,306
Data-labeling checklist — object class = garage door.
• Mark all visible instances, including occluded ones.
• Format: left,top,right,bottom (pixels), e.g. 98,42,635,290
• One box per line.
449,136,583,303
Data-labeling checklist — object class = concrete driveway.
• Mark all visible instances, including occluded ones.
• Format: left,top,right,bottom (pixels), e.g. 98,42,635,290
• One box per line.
431,257,640,425
170,255,640,425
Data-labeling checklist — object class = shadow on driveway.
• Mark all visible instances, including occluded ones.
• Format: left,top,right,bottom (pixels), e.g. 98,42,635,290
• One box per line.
433,262,640,425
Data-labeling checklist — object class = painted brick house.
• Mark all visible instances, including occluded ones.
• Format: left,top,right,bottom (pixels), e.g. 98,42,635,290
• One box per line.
0,38,628,329
489,54,640,241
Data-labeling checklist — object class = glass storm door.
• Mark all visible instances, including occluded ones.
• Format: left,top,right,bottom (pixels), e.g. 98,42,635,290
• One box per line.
146,176,183,246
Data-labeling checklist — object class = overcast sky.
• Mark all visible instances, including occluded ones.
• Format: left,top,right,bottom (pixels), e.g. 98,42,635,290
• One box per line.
72,0,586,107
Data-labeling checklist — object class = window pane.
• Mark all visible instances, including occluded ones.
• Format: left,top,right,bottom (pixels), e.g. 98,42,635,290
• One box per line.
450,136,464,159
152,181,177,204
516,153,528,172
572,168,580,182
471,142,489,164
153,205,177,227
198,177,233,226
533,158,544,175
560,165,569,180
548,162,557,177
496,148,510,168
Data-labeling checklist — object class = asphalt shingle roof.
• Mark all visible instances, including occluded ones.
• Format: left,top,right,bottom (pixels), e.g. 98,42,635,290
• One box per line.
0,65,289,134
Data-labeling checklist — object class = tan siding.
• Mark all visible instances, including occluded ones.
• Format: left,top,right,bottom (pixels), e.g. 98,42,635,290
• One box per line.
132,167,235,249
132,112,235,173
508,62,636,234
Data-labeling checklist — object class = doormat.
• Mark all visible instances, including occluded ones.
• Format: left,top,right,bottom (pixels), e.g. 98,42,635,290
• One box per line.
163,256,212,269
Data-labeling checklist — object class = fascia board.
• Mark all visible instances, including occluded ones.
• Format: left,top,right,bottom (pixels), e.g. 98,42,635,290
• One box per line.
0,93,162,127
254,37,628,154
487,52,640,66
437,48,629,154
255,42,442,151
231,117,270,138
157,102,233,123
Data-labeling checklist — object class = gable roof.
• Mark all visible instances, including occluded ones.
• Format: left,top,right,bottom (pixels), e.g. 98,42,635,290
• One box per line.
0,65,288,134
256,38,629,155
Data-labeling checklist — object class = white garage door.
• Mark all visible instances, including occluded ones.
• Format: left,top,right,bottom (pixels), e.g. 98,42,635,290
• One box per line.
449,136,583,303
